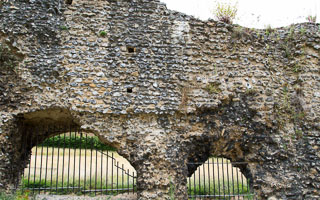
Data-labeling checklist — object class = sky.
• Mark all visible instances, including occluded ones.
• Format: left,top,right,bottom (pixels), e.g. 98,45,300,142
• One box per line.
161,0,320,29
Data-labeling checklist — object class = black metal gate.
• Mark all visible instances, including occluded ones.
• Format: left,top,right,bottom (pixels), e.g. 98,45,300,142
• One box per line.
20,128,136,196
187,159,255,199
17,126,255,199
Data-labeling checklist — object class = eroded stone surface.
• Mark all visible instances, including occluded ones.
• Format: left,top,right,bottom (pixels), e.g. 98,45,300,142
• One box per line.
0,0,319,199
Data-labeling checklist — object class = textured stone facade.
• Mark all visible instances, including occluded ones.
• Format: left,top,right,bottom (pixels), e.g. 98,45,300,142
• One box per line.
0,0,320,199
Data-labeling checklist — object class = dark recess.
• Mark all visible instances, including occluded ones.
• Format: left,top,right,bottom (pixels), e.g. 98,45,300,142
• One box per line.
127,88,133,93
127,47,135,53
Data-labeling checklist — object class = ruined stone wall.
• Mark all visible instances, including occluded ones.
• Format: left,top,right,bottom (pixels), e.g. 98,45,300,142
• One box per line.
0,0,319,199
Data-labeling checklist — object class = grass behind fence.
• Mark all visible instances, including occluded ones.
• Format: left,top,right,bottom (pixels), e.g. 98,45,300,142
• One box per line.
188,180,251,196
21,177,135,196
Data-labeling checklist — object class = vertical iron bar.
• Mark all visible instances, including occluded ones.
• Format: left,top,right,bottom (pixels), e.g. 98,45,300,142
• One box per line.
227,161,231,199
112,153,114,195
198,165,201,196
84,134,88,193
193,165,196,197
39,135,44,194
106,151,109,194
78,129,82,194
32,129,38,195
117,162,119,195
231,162,235,197
67,127,71,193
208,158,210,196
241,173,244,198
222,158,226,199
90,135,93,195
56,131,61,193
44,126,49,193
217,158,220,197
95,139,98,196
62,131,66,191
72,128,77,193
236,166,240,199
27,127,32,190
203,161,206,196
50,126,55,193
101,147,103,193
127,169,129,193
212,158,215,197
133,172,135,194
122,164,124,192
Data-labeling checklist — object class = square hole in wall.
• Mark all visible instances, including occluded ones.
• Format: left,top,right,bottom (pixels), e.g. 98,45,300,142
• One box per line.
127,46,135,53
127,88,133,93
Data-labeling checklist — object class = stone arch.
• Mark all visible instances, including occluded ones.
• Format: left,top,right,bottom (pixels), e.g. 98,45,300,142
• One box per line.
182,95,278,199
187,156,254,198
0,108,78,191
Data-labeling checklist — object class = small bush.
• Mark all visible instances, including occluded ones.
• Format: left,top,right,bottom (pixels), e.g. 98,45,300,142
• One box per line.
212,1,238,24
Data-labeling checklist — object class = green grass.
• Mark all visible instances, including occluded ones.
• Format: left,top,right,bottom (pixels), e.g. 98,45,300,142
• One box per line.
20,176,135,196
188,181,252,196
0,191,34,200
39,135,116,151
19,178,252,197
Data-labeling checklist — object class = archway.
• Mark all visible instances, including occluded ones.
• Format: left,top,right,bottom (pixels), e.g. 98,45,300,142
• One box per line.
1,108,137,199
187,157,254,199
20,128,137,197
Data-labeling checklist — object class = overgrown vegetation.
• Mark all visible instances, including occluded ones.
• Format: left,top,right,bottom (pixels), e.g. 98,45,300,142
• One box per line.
212,1,238,24
0,191,32,200
265,25,274,36
40,135,116,151
274,84,306,134
230,26,253,41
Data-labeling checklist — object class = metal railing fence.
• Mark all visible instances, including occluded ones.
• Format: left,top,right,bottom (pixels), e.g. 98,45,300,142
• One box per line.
15,125,255,199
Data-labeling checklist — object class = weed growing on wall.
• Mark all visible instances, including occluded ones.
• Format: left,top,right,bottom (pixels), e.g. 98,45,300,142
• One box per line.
205,83,221,94
212,0,238,24
60,25,68,31
99,31,107,37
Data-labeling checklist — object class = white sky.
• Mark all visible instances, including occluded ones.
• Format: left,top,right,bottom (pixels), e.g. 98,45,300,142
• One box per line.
161,0,320,29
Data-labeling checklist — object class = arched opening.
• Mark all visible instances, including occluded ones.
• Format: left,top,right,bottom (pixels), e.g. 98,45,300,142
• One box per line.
4,109,137,198
17,126,137,197
187,157,255,199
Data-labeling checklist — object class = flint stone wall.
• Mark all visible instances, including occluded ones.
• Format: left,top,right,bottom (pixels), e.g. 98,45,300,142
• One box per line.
0,0,319,199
